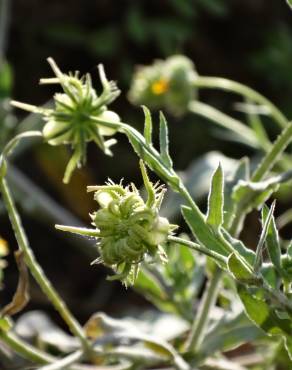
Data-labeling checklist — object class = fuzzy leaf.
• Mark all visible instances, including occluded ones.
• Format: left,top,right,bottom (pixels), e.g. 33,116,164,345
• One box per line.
287,0,292,9
254,201,275,273
142,106,153,145
159,112,173,168
207,164,224,229
182,205,228,257
221,229,255,266
232,180,278,212
262,204,282,272
227,253,256,284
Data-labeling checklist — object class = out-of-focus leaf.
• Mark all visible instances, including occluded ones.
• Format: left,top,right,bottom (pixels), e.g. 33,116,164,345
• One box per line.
84,312,189,370
1,251,29,316
126,5,149,44
201,311,263,358
88,28,120,57
15,311,79,353
0,61,12,98
288,0,292,9
0,238,8,257
206,164,224,229
35,145,94,219
134,267,174,313
0,317,12,332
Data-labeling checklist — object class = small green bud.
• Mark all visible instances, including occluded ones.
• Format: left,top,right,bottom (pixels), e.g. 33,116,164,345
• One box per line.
11,58,121,183
128,55,197,116
56,161,176,285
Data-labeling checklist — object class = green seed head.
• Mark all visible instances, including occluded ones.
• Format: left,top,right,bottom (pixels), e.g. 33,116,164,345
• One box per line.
11,58,121,183
128,55,197,116
90,163,176,284
57,161,176,285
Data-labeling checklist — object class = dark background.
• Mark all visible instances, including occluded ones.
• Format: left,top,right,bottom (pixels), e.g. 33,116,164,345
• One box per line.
1,0,292,325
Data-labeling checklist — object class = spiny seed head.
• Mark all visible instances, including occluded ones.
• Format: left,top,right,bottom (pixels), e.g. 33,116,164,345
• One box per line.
128,55,197,116
11,58,121,183
56,161,176,285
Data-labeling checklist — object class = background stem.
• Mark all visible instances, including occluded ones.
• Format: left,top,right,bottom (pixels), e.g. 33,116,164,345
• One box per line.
194,76,288,129
0,177,91,353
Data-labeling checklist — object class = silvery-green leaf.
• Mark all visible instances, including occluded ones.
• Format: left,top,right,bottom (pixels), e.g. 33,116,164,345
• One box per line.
142,106,153,145
261,204,282,273
159,112,173,168
206,164,224,229
238,285,292,360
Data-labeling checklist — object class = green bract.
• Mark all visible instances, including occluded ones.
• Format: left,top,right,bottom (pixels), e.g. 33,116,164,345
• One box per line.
57,161,176,285
128,55,197,116
11,58,121,183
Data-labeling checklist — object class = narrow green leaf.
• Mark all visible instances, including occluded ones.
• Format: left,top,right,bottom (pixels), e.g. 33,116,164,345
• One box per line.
262,204,282,272
231,170,292,216
206,164,224,229
122,124,180,188
227,253,257,284
254,201,275,273
221,229,255,266
287,0,292,10
181,205,228,257
223,157,249,228
139,160,156,207
159,112,173,168
142,106,153,145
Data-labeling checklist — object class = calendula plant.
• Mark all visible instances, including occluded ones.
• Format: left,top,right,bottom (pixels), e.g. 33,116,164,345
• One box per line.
0,49,292,370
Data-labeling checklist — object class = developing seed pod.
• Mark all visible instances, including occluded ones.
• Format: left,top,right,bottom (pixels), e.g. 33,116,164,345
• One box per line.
56,161,177,285
128,55,198,116
11,58,121,183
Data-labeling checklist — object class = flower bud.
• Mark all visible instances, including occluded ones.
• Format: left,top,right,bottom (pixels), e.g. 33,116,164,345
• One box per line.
128,55,197,116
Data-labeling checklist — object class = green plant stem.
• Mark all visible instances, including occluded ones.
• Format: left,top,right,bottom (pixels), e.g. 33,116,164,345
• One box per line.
0,329,54,364
0,177,91,354
194,76,288,129
167,236,226,264
252,121,292,181
230,121,292,236
184,267,222,352
188,101,258,148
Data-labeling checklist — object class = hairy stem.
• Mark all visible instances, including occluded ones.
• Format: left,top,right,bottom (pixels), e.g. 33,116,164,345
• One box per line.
167,236,226,264
184,267,222,352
